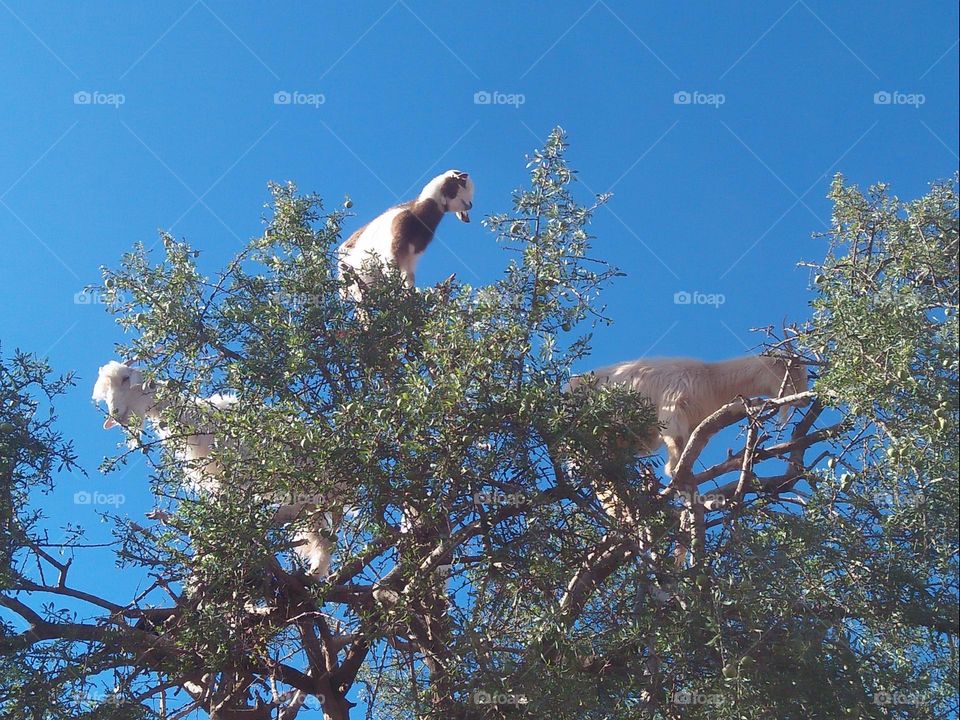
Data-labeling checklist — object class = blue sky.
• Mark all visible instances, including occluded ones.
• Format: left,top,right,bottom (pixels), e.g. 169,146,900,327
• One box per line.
1,0,957,713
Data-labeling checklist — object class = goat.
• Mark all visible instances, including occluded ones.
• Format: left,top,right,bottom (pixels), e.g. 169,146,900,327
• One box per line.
569,354,809,478
92,360,335,577
337,169,474,301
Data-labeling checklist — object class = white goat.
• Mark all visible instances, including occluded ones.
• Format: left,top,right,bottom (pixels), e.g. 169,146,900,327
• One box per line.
337,169,474,301
569,355,809,477
93,360,335,577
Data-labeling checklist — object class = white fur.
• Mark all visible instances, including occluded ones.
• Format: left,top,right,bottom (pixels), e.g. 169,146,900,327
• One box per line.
93,361,335,576
338,169,474,301
570,355,809,477
340,207,406,295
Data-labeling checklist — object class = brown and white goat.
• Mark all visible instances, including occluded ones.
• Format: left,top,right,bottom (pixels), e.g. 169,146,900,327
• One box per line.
337,169,474,301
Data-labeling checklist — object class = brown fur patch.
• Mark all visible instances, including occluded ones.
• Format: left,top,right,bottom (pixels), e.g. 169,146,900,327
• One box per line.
439,176,461,200
390,199,444,259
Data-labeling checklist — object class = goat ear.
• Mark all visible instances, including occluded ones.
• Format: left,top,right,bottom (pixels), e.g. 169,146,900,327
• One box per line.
455,171,469,188
103,417,118,429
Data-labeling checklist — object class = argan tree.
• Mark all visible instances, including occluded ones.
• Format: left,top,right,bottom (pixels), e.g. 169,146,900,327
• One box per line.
1,131,956,719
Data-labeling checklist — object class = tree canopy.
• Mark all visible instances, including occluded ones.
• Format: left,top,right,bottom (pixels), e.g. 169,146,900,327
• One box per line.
1,130,957,719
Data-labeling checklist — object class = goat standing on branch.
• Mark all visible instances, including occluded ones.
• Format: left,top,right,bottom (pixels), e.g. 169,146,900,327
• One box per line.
92,360,336,577
337,170,474,301
570,354,810,478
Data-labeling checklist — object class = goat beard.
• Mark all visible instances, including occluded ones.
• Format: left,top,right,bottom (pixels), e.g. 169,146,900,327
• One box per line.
456,211,470,223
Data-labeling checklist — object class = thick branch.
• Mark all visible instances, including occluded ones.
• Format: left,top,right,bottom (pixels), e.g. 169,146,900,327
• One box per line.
669,391,815,488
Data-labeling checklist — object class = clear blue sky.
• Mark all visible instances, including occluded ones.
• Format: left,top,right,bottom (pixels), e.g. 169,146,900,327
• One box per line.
1,1,957,713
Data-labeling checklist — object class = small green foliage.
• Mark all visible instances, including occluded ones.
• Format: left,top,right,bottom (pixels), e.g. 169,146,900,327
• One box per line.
2,139,957,720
